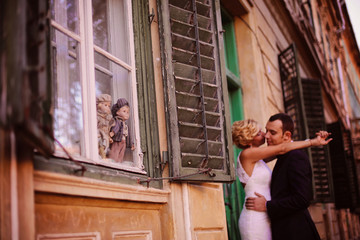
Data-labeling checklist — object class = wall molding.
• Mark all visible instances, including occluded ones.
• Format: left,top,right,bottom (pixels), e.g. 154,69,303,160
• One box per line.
34,171,170,203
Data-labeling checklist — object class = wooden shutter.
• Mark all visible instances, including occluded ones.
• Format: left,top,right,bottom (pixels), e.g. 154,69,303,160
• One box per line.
0,0,53,155
302,78,333,202
158,0,234,181
327,121,360,209
278,44,334,202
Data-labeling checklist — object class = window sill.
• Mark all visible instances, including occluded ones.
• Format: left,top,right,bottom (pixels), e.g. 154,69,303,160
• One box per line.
53,150,147,175
34,170,170,203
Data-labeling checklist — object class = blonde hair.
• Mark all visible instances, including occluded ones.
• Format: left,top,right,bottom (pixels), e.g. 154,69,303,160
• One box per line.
232,119,260,149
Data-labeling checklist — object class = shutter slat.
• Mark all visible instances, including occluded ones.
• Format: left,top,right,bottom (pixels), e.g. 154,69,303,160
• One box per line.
180,137,223,156
179,122,222,141
177,107,220,127
174,77,217,97
181,153,224,169
173,48,215,70
169,5,211,30
171,19,213,44
171,33,214,57
173,62,216,83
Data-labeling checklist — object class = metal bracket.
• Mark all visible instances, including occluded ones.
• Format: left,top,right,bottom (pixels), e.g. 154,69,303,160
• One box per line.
160,151,168,172
149,8,155,24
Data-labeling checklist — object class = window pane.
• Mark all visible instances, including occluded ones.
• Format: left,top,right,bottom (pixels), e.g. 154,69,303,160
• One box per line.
51,0,79,34
95,52,136,164
52,30,83,156
92,0,130,63
92,0,139,166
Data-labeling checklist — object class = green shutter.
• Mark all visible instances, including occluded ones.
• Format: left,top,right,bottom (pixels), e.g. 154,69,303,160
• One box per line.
132,0,161,179
158,0,234,182
278,44,334,202
0,0,53,155
327,121,360,209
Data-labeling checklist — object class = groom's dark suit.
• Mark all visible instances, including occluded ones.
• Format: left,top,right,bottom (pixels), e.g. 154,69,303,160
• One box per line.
266,149,321,240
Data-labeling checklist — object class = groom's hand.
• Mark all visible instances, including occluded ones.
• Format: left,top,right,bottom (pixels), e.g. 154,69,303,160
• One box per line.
245,192,267,212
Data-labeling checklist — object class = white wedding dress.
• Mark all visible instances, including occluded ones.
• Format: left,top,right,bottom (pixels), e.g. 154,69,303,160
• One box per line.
236,154,272,240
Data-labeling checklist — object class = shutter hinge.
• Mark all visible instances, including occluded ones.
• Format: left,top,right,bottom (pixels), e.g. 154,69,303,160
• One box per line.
149,8,155,24
160,151,168,172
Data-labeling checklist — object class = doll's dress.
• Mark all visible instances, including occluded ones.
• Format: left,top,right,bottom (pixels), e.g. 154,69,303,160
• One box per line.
236,153,272,240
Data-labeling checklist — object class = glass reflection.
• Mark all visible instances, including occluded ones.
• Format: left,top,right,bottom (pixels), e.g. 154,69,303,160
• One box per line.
95,58,135,164
92,0,130,63
51,0,79,34
52,30,83,156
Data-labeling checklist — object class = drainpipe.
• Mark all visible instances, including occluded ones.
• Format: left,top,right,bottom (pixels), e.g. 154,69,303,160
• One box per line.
336,0,346,34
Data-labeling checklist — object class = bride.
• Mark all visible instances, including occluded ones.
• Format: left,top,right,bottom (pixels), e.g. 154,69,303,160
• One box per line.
232,119,331,240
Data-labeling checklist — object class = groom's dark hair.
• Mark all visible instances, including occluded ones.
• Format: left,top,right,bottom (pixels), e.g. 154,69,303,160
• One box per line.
268,113,294,135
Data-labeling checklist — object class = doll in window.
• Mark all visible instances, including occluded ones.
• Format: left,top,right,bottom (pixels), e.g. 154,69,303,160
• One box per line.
108,98,131,163
96,94,114,159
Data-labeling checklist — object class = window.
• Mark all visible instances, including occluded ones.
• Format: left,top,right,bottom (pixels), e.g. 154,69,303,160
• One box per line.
278,44,334,202
299,0,314,30
158,0,234,181
48,0,159,177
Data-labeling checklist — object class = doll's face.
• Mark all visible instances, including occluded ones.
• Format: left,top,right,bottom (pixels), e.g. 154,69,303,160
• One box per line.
98,101,111,114
116,105,130,120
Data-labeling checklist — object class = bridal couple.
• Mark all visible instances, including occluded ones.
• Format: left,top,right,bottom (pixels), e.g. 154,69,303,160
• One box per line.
232,113,332,240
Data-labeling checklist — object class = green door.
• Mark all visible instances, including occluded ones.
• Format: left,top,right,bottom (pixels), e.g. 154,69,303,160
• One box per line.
221,9,245,240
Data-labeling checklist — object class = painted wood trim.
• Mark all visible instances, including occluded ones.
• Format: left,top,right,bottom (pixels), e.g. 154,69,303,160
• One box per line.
37,232,100,240
94,45,132,71
34,171,170,203
157,0,181,177
132,0,161,178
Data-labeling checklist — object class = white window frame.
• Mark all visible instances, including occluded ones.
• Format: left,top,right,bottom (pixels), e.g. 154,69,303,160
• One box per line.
51,0,145,174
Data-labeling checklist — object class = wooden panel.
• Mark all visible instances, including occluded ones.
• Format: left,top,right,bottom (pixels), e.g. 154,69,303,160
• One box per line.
188,183,227,238
195,229,225,240
37,232,100,240
35,193,162,240
113,231,152,240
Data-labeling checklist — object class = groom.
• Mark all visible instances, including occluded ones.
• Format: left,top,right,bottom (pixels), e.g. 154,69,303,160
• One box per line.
245,113,321,240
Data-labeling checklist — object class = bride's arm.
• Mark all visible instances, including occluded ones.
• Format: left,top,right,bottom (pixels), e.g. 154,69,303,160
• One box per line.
242,131,332,163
